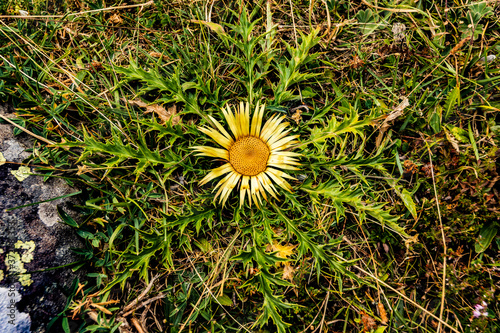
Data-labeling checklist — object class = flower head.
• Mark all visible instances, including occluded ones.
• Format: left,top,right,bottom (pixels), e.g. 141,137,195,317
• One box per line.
193,102,301,207
473,301,489,318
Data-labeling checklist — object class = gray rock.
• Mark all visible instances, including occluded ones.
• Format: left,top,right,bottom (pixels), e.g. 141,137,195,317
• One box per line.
0,286,31,333
0,103,85,332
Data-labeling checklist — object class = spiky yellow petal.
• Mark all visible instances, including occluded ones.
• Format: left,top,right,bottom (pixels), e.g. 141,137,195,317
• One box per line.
256,174,269,201
198,126,232,149
219,172,241,207
199,163,233,186
250,102,263,136
213,171,240,206
265,167,294,192
267,163,300,170
266,125,292,146
193,146,229,160
268,155,301,166
270,135,299,151
273,139,299,151
260,115,287,142
259,172,279,200
237,101,250,137
222,104,239,139
239,176,250,208
270,151,302,158
250,175,262,207
208,115,234,143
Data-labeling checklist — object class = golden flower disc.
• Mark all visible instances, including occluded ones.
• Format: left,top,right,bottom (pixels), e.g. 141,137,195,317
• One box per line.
228,136,270,176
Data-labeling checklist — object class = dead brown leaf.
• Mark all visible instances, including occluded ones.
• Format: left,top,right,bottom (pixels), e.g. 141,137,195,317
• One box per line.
88,61,104,73
291,108,302,124
403,159,418,175
77,165,89,176
444,127,461,152
360,311,377,332
450,37,472,55
403,234,419,251
130,317,146,333
349,54,365,69
378,302,388,324
109,13,123,25
282,263,295,281
149,51,164,58
376,97,409,148
90,303,113,315
127,99,180,125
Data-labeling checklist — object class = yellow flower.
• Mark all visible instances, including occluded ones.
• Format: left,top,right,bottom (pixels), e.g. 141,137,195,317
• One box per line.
193,102,301,207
